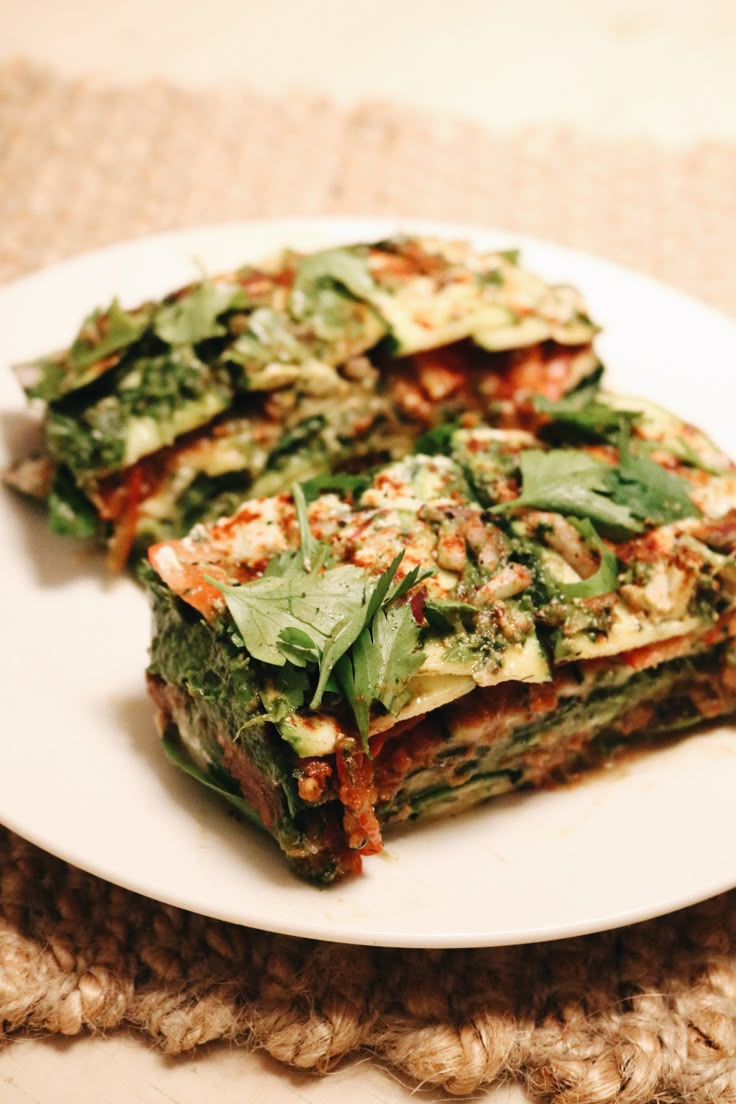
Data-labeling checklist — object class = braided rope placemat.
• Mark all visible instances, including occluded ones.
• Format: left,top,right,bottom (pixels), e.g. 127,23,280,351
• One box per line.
2,62,736,1102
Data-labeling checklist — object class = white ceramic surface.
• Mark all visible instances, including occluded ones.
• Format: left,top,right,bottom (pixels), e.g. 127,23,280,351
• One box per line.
2,216,736,948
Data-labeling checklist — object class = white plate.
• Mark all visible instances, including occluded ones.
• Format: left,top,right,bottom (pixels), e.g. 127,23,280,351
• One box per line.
2,216,736,949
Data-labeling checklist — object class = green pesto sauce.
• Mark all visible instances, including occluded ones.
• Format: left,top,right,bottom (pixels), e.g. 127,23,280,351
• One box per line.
45,349,232,474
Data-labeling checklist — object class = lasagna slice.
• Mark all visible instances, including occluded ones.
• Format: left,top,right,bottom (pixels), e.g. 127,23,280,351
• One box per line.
5,237,598,568
144,389,736,882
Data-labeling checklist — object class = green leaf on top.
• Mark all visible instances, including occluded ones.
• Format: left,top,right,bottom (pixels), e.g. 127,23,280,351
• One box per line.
292,482,321,571
300,471,372,504
19,299,154,401
207,479,431,746
309,553,405,708
494,434,700,539
291,247,377,317
69,299,153,372
210,562,370,669
534,384,640,443
276,628,322,669
492,449,640,537
612,424,702,526
154,281,246,346
555,519,619,599
335,603,426,745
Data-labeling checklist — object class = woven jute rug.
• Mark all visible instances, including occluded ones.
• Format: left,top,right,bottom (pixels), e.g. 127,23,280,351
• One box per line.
2,62,736,1102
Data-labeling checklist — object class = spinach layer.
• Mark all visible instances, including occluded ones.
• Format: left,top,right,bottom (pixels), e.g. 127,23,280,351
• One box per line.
377,649,729,823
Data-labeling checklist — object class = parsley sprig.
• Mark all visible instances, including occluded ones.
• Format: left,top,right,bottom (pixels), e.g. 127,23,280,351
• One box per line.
208,486,432,747
493,425,700,539
154,280,247,346
333,604,426,739
533,382,639,444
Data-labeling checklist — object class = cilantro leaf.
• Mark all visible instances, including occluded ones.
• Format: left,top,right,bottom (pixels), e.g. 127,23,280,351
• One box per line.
334,643,370,744
613,428,701,525
291,247,377,318
309,607,376,709
300,471,372,504
534,386,639,444
368,604,427,714
154,281,245,346
414,420,461,456
262,546,305,579
555,519,619,599
292,482,320,571
276,628,321,668
258,666,310,721
20,300,153,402
69,299,152,372
210,564,370,667
335,604,426,745
385,561,435,604
493,435,700,539
309,554,405,708
492,449,641,537
210,487,430,745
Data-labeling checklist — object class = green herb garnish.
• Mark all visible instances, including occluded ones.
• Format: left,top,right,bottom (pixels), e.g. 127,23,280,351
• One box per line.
492,449,639,537
210,562,370,669
493,433,700,538
334,604,426,741
534,384,639,444
555,519,619,599
20,299,154,402
208,485,431,747
71,299,152,371
300,471,372,504
154,281,246,346
613,423,702,527
414,419,462,456
290,247,377,318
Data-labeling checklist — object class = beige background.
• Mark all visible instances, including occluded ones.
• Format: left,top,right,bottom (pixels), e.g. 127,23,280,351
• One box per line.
2,2,736,1102
5,0,736,142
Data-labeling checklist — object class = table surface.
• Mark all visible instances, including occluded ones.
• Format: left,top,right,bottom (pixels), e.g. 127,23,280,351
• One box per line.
3,2,736,1101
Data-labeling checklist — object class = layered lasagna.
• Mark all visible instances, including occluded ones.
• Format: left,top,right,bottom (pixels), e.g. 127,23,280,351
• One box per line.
145,383,736,882
4,237,597,568
9,232,735,883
